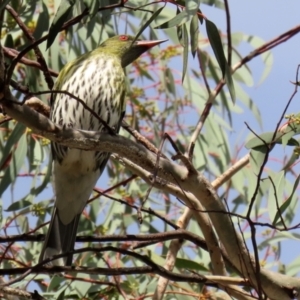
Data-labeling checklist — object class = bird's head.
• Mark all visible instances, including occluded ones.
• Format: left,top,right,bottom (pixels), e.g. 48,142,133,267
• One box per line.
99,35,167,68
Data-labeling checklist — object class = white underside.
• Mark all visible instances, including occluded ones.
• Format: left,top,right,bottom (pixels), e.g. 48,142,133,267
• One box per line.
53,152,100,225
51,57,125,225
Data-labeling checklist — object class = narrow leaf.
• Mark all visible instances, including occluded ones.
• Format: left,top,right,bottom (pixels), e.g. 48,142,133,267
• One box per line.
177,19,184,46
33,2,50,40
0,200,2,224
175,257,208,271
182,24,189,82
47,0,75,49
267,171,285,222
185,0,200,15
0,123,26,168
177,24,188,82
164,68,176,96
155,10,189,29
281,129,296,148
246,132,298,149
134,5,165,43
84,0,101,19
206,19,226,77
190,14,199,57
273,174,300,225
225,64,235,102
0,0,11,11
6,197,32,211
206,19,236,101
0,134,27,197
249,146,268,175
4,34,14,48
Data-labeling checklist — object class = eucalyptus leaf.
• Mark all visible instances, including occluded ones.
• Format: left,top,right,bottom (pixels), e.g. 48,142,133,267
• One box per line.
47,0,75,49
134,5,165,43
179,23,189,82
0,0,11,11
190,14,199,57
155,10,189,29
206,19,226,77
33,2,50,40
0,133,27,197
273,174,300,225
206,19,235,102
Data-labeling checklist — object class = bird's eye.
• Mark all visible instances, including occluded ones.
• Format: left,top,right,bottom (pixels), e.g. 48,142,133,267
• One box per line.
119,35,129,41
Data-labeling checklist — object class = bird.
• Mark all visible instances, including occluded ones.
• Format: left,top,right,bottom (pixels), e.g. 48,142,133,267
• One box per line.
39,35,166,266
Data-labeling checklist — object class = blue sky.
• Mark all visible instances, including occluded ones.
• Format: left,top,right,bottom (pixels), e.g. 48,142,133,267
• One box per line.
213,1,300,130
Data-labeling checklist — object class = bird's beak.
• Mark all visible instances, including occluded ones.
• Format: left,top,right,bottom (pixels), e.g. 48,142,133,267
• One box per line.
135,39,168,48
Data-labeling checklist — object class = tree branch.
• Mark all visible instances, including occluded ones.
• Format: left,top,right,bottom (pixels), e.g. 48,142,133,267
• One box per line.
1,91,299,299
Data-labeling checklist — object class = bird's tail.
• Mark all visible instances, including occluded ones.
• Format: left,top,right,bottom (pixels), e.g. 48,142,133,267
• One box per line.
39,207,80,266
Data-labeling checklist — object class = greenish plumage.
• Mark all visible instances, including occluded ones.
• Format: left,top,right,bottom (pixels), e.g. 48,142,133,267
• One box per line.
39,35,165,266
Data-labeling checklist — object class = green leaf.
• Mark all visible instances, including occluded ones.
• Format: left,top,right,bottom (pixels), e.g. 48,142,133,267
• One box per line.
267,171,285,222
205,19,226,77
85,11,97,39
190,14,199,57
164,68,176,96
33,2,50,40
174,257,208,271
134,5,165,43
0,123,26,170
4,34,14,48
137,66,154,81
47,0,75,49
84,0,101,19
155,10,189,29
0,199,2,224
0,0,11,11
207,53,221,81
282,151,298,171
281,128,297,147
232,60,253,87
177,24,189,82
244,35,273,84
185,0,200,15
177,17,183,47
201,0,224,9
206,19,235,102
147,250,166,266
56,288,66,300
273,174,300,225
96,0,116,25
234,83,261,126
249,146,268,174
246,132,298,149
259,51,273,84
33,160,52,196
225,64,235,103
0,133,27,197
6,197,32,211
155,1,200,30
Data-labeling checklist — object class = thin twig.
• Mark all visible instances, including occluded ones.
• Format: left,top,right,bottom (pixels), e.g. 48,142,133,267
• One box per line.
3,46,58,77
34,90,116,134
5,5,54,89
246,66,300,218
187,24,300,161
5,1,128,85
122,120,167,157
